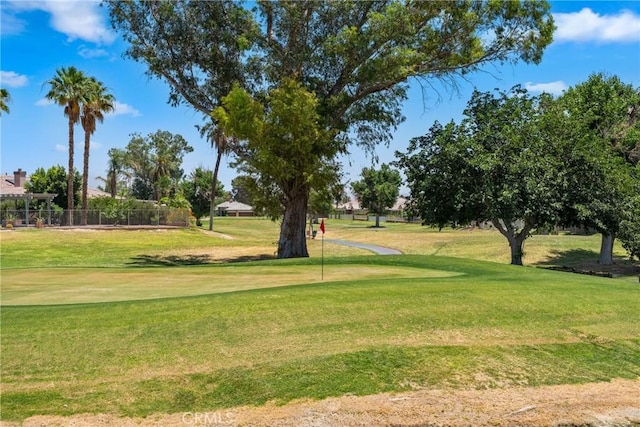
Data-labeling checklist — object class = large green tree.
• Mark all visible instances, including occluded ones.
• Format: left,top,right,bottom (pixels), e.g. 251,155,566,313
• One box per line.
124,131,193,201
351,164,402,228
618,164,640,261
107,0,255,229
25,165,81,211
213,80,338,257
396,87,566,266
181,167,226,221
558,74,640,264
107,0,554,258
44,66,91,225
230,175,254,206
99,148,129,198
80,78,115,225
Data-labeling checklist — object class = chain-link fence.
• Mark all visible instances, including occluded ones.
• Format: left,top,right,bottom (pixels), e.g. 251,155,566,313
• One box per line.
0,208,191,228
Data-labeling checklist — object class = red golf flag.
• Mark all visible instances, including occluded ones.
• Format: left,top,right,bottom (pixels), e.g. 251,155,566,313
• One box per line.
320,219,325,234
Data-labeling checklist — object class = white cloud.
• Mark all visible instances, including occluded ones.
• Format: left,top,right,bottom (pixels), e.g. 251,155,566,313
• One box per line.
0,71,28,88
0,9,26,36
35,98,54,107
553,8,640,43
7,0,115,44
108,101,141,118
78,46,109,59
525,81,568,96
54,140,100,153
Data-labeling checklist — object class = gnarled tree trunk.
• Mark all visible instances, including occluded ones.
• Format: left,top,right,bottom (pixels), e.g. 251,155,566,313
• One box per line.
278,189,309,258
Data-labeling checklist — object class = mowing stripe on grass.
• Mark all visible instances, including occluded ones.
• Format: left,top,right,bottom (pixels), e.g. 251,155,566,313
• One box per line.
1,255,638,422
0,263,459,305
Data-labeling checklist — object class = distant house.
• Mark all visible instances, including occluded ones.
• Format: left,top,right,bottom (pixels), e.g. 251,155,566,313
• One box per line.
216,200,255,217
1,169,111,199
334,196,409,221
390,196,409,214
1,169,30,196
1,169,111,226
1,169,57,226
336,199,362,215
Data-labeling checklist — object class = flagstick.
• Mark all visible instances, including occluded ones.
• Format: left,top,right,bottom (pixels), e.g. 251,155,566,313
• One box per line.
320,218,326,280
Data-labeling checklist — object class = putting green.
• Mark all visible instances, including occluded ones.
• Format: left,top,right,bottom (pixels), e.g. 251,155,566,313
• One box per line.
0,264,461,305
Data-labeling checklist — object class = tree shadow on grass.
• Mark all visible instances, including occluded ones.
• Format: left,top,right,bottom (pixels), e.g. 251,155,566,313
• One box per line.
128,253,276,267
218,254,276,263
536,248,600,267
128,255,213,267
535,248,639,278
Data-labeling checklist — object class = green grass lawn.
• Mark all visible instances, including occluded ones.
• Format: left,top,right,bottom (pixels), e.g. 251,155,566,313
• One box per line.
1,219,639,421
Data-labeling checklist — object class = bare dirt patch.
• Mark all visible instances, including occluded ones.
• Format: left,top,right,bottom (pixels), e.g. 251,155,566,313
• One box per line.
6,379,639,427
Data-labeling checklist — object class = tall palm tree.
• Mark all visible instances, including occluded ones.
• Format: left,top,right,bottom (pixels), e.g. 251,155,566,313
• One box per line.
199,121,232,231
104,148,129,198
45,67,90,225
152,144,175,201
80,78,115,225
0,88,11,115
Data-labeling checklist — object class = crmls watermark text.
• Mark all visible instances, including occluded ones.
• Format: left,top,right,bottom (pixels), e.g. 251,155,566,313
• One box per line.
181,411,236,426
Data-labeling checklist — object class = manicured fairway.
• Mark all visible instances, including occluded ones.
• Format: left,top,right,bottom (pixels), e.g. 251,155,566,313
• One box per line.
1,263,459,305
2,255,639,421
1,221,638,422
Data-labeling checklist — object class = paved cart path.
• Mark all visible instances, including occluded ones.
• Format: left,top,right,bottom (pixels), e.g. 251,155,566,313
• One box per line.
325,239,402,255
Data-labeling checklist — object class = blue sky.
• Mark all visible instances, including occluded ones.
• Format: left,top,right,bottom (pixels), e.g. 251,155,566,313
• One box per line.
1,1,639,194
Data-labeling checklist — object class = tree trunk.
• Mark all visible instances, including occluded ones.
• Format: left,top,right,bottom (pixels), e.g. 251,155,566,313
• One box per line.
109,173,116,198
375,214,380,227
209,149,222,231
598,232,615,265
508,236,525,266
278,190,309,258
81,130,90,226
67,117,75,226
492,218,533,266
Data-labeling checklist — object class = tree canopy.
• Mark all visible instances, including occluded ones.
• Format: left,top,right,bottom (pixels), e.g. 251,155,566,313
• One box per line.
230,175,254,206
181,167,226,220
351,164,402,228
557,73,640,264
397,78,640,265
618,164,640,261
25,165,81,210
107,0,554,258
396,87,567,265
0,88,10,115
123,130,193,201
213,79,339,257
99,148,129,198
